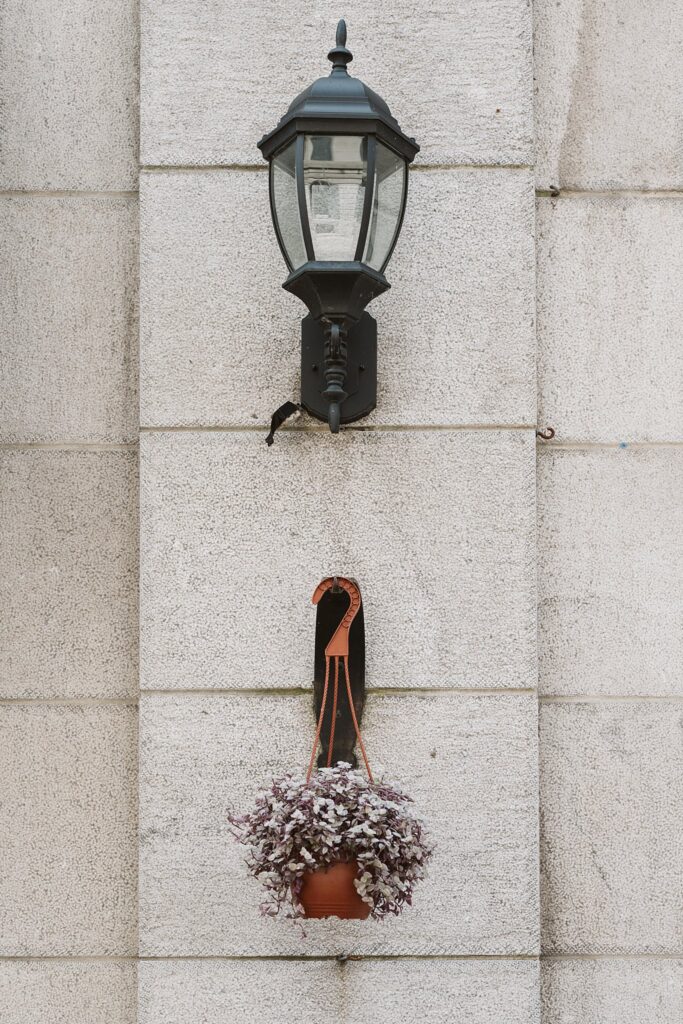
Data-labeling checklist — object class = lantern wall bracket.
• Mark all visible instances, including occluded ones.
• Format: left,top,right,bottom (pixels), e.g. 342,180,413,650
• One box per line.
301,313,377,430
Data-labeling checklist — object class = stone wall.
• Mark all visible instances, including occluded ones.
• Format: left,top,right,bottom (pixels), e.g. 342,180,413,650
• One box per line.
1,1,681,1021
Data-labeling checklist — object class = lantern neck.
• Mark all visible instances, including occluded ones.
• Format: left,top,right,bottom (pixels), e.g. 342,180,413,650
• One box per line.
327,18,353,74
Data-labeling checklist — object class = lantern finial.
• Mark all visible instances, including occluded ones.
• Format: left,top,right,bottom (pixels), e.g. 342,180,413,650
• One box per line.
327,19,353,72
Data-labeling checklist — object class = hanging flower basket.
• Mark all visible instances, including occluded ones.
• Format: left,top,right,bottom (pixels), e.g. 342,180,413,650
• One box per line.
229,762,433,920
229,577,433,921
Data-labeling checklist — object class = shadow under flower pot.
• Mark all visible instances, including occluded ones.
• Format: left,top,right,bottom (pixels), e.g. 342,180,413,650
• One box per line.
299,860,371,920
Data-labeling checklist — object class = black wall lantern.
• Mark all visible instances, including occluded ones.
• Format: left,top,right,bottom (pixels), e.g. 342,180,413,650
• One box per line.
258,20,419,433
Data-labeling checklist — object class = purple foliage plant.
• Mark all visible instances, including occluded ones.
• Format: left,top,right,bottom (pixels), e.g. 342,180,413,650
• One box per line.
228,762,433,920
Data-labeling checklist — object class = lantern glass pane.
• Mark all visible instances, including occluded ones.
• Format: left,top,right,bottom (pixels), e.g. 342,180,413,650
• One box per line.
303,134,367,261
363,143,406,271
271,141,306,270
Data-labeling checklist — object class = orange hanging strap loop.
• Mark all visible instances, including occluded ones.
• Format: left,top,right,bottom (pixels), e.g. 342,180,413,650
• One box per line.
311,577,361,660
307,577,373,783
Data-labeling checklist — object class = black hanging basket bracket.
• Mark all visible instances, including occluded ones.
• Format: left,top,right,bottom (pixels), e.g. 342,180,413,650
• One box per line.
311,577,366,769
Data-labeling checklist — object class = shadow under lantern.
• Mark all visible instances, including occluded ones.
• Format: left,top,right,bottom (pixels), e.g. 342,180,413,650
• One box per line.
257,20,419,433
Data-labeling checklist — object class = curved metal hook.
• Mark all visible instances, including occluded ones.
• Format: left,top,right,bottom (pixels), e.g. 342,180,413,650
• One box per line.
312,576,362,657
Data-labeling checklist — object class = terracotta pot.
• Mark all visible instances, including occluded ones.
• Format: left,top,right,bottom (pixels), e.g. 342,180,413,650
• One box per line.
299,860,370,920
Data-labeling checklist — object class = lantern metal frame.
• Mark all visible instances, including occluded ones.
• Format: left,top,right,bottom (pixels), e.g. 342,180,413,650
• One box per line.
257,20,419,432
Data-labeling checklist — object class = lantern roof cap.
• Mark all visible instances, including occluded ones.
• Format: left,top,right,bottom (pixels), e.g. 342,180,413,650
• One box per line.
257,20,419,162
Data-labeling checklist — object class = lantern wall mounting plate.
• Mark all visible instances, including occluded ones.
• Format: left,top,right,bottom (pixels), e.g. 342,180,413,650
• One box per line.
258,20,419,433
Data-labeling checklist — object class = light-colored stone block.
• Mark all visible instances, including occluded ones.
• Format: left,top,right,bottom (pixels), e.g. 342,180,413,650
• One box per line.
140,958,540,1024
0,197,138,443
540,703,683,953
541,958,683,1024
141,0,533,168
0,0,139,191
0,450,138,699
139,960,340,1024
537,196,683,443
140,430,535,691
348,959,540,1023
140,168,535,428
0,704,137,955
538,448,683,696
139,693,539,955
0,0,138,190
0,961,136,1024
534,0,683,189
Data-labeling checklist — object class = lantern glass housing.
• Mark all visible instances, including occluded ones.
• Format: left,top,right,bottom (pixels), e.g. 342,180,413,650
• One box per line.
271,141,306,270
270,134,408,273
362,141,406,271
